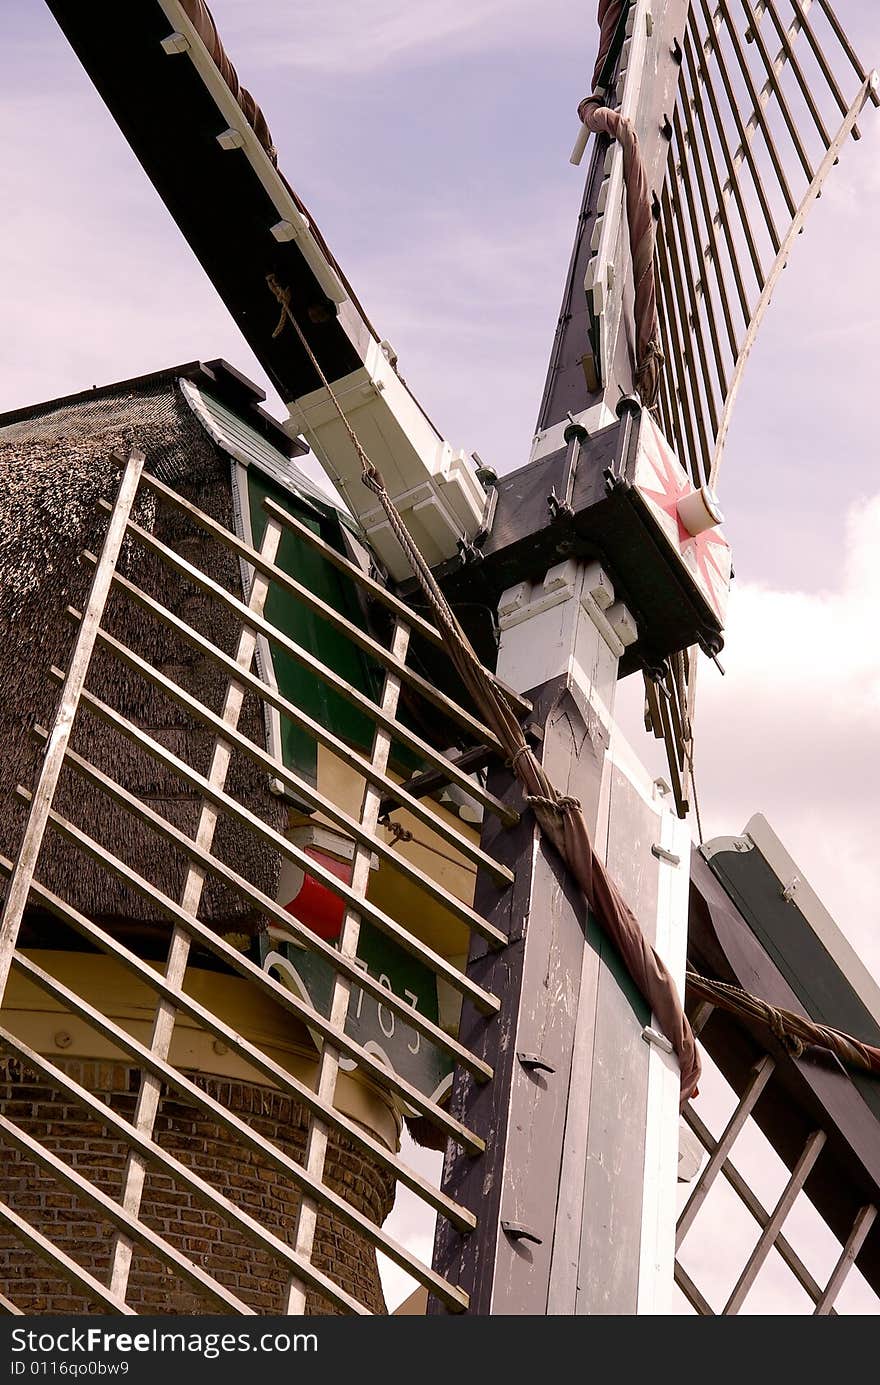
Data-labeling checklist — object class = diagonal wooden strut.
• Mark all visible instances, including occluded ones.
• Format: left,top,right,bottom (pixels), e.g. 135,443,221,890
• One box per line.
105,510,284,1303
0,449,145,1007
285,617,413,1314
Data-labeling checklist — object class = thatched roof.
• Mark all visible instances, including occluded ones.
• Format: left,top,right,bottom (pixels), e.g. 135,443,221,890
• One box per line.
0,365,292,942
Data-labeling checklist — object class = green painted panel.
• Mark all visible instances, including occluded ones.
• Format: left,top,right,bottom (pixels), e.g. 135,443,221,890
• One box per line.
259,925,454,1103
246,470,379,780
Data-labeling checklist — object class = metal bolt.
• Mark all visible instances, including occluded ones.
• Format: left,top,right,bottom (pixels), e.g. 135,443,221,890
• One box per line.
54,1031,72,1050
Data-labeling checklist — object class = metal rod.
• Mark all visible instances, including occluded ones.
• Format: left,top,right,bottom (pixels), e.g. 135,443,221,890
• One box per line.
0,856,477,1233
0,449,145,1007
677,1054,775,1247
723,1128,826,1313
814,1204,878,1314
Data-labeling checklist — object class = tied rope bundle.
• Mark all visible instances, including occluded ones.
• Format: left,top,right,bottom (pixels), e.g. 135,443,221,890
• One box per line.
576,0,665,407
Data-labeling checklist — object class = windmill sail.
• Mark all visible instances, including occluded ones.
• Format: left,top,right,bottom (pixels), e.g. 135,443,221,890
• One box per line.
546,0,878,491
1,0,877,1321
41,0,488,579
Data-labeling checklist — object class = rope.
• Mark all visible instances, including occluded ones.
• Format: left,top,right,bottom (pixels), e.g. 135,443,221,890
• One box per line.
686,971,880,1076
381,817,478,875
689,754,705,847
576,0,665,408
526,794,582,813
267,268,700,1105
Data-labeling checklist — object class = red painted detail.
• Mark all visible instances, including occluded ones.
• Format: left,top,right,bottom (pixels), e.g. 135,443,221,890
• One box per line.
634,415,732,626
284,847,353,942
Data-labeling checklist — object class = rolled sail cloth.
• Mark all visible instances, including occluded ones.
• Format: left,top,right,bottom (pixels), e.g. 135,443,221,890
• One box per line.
178,0,276,159
577,95,664,408
177,0,380,337
591,0,629,92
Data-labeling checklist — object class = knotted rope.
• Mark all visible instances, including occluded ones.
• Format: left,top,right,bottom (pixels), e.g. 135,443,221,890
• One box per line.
686,972,880,1077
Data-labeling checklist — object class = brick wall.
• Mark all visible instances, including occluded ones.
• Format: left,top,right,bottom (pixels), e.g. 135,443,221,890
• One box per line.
0,1056,397,1314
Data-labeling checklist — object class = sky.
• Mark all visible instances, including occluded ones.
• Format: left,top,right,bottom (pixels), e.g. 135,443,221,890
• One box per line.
2,0,880,1314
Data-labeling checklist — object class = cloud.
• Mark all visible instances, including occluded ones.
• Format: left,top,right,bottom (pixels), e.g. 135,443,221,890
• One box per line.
211,0,576,75
694,494,880,975
620,491,880,980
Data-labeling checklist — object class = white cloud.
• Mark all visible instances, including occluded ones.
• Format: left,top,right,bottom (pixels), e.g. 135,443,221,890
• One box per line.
621,491,880,980
695,494,880,977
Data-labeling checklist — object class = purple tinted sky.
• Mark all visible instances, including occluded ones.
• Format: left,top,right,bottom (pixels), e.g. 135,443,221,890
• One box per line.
3,0,880,1313
2,1,878,589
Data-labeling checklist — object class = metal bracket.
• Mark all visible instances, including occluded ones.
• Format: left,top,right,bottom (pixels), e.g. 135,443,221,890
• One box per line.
501,1220,543,1246
459,473,499,563
548,422,587,520
517,1052,556,1074
651,843,681,866
641,1025,674,1054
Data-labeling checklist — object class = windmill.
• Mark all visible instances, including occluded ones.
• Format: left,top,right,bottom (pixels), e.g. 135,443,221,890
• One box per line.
0,0,878,1317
